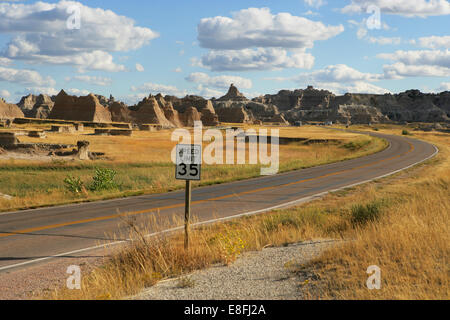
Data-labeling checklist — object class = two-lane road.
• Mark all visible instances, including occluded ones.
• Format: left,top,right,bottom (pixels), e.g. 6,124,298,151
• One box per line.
0,131,438,273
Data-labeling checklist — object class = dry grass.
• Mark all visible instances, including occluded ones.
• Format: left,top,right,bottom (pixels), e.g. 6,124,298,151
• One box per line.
0,126,386,211
46,126,448,300
295,128,450,300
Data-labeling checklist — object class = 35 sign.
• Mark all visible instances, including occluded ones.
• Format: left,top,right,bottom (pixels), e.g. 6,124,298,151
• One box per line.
175,144,202,181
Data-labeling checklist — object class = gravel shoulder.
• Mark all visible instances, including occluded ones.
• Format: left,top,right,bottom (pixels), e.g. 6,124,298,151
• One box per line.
133,239,338,300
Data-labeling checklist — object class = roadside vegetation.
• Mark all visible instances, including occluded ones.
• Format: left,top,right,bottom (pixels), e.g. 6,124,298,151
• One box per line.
47,126,448,300
0,126,386,211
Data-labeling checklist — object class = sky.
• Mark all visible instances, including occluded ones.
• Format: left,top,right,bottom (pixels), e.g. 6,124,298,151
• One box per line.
0,0,449,104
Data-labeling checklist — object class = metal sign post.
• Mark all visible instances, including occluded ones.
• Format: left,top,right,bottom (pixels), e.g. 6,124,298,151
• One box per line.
184,179,192,250
175,144,202,250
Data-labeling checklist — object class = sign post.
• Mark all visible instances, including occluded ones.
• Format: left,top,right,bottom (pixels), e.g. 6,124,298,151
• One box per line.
175,144,202,250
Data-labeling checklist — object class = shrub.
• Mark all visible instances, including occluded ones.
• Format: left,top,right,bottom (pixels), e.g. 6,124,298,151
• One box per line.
350,201,384,227
64,175,85,194
89,168,119,191
402,129,410,136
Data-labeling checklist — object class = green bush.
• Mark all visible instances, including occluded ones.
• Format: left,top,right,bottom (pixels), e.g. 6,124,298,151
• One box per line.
89,168,119,191
350,201,384,227
402,129,410,136
64,175,85,194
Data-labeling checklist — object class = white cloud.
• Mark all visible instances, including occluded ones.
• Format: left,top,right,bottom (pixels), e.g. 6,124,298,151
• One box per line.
342,0,450,17
383,62,450,78
0,89,11,98
266,64,389,94
131,82,187,97
0,65,55,86
438,82,450,91
378,49,450,77
197,7,344,50
291,64,383,83
304,0,326,8
195,7,342,71
194,85,224,99
0,1,159,72
416,35,450,49
135,63,145,72
67,75,112,86
66,88,90,96
16,87,59,96
367,36,402,45
186,72,253,89
0,57,12,66
194,48,315,71
173,67,182,73
314,81,390,94
304,10,320,16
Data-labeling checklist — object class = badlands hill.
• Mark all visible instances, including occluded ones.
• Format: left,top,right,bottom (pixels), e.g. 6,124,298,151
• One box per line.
5,85,450,126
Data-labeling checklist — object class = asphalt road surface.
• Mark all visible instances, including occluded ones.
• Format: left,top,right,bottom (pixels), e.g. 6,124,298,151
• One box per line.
0,131,438,273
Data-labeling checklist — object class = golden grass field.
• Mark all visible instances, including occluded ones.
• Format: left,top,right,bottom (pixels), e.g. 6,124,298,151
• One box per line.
0,124,386,212
47,125,448,300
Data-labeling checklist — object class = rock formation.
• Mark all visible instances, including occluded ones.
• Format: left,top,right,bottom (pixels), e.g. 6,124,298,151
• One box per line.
165,95,220,126
18,94,55,119
109,101,133,123
217,84,249,102
49,90,112,123
132,95,175,127
0,98,24,119
256,86,449,124
212,85,279,124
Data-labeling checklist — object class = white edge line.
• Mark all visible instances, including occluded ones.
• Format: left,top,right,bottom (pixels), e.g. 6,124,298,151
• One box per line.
0,143,439,273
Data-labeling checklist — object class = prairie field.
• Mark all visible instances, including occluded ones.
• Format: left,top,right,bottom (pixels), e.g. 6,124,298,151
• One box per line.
0,125,386,212
48,125,448,300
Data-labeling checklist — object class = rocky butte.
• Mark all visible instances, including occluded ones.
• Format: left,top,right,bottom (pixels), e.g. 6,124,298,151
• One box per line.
12,85,450,126
0,97,24,119
17,94,55,119
49,90,112,123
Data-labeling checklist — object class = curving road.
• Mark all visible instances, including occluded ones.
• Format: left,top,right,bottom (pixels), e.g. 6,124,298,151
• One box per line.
0,131,438,273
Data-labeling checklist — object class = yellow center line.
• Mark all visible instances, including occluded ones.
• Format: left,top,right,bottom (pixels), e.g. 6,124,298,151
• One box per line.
0,140,415,239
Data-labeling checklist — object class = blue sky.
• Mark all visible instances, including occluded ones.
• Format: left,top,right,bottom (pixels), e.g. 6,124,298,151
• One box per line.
0,0,449,104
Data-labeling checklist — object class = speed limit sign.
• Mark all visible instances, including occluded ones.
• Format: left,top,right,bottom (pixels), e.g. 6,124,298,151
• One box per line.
175,144,202,181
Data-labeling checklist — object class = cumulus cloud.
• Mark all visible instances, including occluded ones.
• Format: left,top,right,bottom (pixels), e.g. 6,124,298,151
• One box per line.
291,64,383,83
186,72,253,89
0,57,12,66
0,65,55,86
314,81,390,94
196,7,342,71
367,36,402,45
131,82,187,97
438,82,450,91
173,67,183,73
135,63,145,72
0,1,159,72
16,87,59,97
194,48,315,71
378,49,450,78
194,85,225,99
342,0,450,17
198,7,343,50
266,64,389,94
0,89,11,98
66,75,112,86
66,88,90,96
304,0,326,8
415,35,450,49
